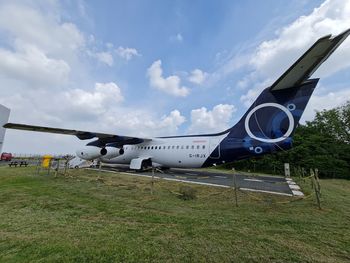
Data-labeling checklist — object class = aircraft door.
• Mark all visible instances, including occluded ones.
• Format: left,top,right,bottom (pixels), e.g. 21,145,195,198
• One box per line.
209,138,221,159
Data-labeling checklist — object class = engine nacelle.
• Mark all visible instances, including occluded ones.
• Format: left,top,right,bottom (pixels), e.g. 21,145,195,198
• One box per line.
101,147,124,159
76,146,104,160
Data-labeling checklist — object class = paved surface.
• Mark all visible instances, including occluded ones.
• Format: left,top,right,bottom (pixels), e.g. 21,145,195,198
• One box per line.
99,165,294,196
1,160,296,196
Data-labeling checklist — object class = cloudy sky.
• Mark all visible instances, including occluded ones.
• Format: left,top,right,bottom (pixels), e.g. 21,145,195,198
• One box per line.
1,0,350,154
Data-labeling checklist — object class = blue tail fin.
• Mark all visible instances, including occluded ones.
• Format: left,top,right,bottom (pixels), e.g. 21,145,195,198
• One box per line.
203,79,318,166
228,78,318,143
203,29,350,166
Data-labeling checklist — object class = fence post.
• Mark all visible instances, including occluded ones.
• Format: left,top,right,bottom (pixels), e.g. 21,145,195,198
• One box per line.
232,168,238,207
151,166,155,195
313,175,321,210
54,159,60,177
301,167,305,182
64,158,68,176
47,159,52,176
314,168,321,195
310,169,315,189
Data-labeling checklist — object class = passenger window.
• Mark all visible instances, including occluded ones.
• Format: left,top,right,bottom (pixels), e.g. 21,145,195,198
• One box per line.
197,145,200,149
151,146,154,149
163,146,166,149
202,145,205,149
155,146,157,149
186,145,189,149
176,146,179,149
148,146,150,149
168,146,171,149
191,145,194,149
172,146,175,149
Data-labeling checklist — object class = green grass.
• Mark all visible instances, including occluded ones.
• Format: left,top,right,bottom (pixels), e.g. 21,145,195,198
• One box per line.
0,166,349,262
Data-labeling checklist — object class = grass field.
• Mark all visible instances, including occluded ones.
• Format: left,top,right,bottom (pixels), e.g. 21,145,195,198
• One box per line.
0,166,349,262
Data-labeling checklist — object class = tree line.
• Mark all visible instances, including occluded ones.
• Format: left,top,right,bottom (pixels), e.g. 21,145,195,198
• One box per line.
224,101,350,179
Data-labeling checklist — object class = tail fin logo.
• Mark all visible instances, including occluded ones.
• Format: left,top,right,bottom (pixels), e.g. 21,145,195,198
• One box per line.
244,102,294,143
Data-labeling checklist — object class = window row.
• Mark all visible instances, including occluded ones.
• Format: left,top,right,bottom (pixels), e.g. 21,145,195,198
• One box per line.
126,145,206,150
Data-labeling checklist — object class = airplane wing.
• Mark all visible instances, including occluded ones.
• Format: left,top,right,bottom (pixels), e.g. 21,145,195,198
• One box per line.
270,28,350,91
3,123,151,145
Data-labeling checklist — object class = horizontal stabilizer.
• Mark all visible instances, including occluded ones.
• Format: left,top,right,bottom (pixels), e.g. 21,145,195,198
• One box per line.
3,123,151,144
270,28,350,91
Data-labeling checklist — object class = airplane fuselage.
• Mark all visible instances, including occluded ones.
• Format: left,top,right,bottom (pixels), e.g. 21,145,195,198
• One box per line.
99,134,226,168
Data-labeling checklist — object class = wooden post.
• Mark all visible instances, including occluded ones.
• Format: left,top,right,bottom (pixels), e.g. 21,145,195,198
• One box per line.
36,158,41,176
54,159,60,177
312,175,321,210
151,167,155,195
47,159,52,176
232,168,238,207
310,169,314,189
63,158,68,176
314,168,321,195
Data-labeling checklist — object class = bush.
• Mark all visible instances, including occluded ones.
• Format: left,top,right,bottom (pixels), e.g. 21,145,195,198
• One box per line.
178,185,197,200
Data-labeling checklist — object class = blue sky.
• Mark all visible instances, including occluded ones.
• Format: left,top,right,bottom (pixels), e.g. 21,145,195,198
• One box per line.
0,0,349,154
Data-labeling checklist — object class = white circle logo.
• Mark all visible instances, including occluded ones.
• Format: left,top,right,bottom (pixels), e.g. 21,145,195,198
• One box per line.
254,147,263,154
244,102,294,143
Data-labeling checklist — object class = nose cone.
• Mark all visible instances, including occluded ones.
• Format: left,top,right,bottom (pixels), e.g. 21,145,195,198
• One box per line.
76,149,85,159
76,146,103,160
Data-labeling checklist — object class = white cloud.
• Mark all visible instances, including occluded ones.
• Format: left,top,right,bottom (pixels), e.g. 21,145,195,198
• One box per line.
116,46,140,61
0,3,85,59
88,51,114,66
97,108,186,137
0,2,188,154
147,60,189,97
239,0,350,111
188,69,207,85
159,110,186,131
250,0,350,79
64,82,124,117
301,87,350,123
0,1,88,88
189,104,236,133
0,43,70,86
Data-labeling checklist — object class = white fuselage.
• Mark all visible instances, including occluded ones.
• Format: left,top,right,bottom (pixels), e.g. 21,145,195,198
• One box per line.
99,135,226,168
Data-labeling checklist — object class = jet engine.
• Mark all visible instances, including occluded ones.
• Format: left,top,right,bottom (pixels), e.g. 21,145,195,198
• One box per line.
76,146,105,160
76,144,125,160
101,147,124,159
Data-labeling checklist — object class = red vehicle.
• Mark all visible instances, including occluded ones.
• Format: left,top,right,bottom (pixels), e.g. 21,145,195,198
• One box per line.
1,152,12,161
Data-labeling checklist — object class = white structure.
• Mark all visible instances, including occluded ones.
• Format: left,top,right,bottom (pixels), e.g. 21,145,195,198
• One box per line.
0,104,10,153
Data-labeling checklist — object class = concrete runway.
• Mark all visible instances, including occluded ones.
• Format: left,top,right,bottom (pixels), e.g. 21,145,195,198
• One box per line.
98,165,296,196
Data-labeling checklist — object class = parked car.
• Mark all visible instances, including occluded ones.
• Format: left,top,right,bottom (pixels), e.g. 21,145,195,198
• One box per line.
1,152,12,161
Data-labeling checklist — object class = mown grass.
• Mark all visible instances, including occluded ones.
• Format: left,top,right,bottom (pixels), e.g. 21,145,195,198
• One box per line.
0,166,349,262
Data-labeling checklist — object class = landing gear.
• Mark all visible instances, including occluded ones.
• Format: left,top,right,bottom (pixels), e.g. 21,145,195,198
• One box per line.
140,159,152,171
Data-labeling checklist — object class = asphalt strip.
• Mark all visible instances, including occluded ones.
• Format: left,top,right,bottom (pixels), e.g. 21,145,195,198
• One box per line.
87,168,298,197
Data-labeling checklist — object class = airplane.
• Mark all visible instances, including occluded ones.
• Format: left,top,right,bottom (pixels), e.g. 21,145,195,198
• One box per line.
3,29,350,170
